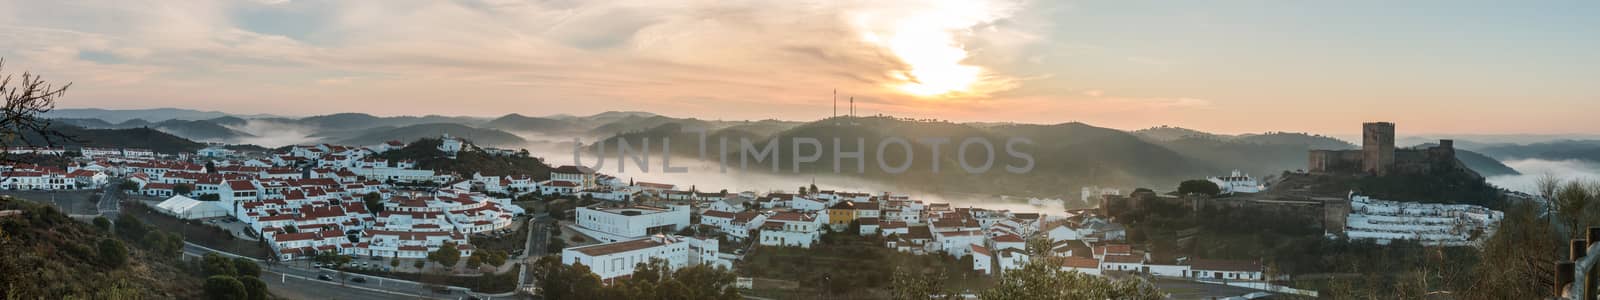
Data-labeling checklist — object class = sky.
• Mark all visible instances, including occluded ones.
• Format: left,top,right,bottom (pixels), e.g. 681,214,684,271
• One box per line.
2,0,1597,136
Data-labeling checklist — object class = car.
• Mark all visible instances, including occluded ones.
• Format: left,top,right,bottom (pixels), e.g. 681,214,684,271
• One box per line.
312,263,323,268
350,277,367,283
317,274,333,281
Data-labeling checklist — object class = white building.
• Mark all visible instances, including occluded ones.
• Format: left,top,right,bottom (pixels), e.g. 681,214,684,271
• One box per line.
758,211,823,248
574,205,692,243
561,235,720,284
154,195,229,219
1206,170,1263,194
972,244,994,275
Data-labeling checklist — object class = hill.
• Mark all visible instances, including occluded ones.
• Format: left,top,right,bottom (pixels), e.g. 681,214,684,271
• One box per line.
1132,126,1220,142
49,118,116,129
0,197,203,298
589,115,713,137
151,119,254,141
335,123,526,147
1471,140,1600,163
41,107,278,123
1413,143,1520,177
10,125,207,154
596,117,1206,197
485,114,580,133
378,138,553,179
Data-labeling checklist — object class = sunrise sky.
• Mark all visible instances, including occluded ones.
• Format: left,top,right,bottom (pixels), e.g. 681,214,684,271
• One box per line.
2,0,1596,135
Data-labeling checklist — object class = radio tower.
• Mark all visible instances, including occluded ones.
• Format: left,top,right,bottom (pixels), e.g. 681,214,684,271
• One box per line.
832,89,837,119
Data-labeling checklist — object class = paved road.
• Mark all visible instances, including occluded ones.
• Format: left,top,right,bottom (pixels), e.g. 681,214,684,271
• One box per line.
519,214,554,292
97,179,121,219
182,243,475,300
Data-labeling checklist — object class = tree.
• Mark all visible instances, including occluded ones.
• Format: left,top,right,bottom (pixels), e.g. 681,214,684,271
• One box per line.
467,253,484,269
413,260,425,270
0,58,74,164
1465,199,1561,298
96,238,128,268
203,253,238,277
93,216,111,232
891,267,953,300
233,257,261,277
173,183,194,196
1552,179,1596,238
534,256,604,299
1177,180,1221,197
428,241,462,269
979,260,1163,300
203,276,247,300
363,192,384,213
114,213,147,240
487,250,508,267
238,276,269,300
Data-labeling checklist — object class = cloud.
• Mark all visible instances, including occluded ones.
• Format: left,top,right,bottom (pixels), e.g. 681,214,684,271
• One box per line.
0,0,1059,118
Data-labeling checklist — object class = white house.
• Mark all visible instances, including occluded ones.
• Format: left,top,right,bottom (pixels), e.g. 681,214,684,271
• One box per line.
1190,259,1264,280
574,205,692,243
561,235,719,284
971,244,994,275
758,211,822,248
1206,170,1263,194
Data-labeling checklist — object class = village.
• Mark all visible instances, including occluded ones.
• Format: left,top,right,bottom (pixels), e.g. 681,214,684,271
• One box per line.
0,125,1506,298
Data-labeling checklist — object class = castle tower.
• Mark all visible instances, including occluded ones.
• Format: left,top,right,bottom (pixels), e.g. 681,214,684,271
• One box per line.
1362,122,1395,176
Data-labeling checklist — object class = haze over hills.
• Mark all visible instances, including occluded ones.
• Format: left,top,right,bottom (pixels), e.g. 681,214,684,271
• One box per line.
41,108,1560,197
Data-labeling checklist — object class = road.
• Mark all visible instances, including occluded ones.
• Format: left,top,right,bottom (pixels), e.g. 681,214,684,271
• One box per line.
97,179,121,219
519,214,555,292
181,243,481,300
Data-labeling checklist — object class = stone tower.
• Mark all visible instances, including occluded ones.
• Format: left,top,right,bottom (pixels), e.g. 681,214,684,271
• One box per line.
1362,122,1395,176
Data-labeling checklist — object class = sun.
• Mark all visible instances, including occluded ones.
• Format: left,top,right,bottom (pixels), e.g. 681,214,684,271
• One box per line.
859,2,994,97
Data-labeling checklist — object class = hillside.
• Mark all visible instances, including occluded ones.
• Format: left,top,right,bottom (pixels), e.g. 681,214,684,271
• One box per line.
1413,143,1520,177
589,115,713,137
151,119,254,141
1471,140,1600,163
0,197,203,298
335,123,526,147
485,114,580,133
10,125,207,154
41,107,277,123
378,138,553,179
1132,126,1219,142
595,117,1206,197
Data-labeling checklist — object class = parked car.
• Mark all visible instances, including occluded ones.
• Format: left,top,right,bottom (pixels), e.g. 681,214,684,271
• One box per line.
317,274,333,281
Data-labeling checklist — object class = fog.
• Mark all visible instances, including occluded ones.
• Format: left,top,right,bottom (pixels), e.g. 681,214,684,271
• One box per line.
512,133,1071,215
1487,159,1600,194
223,119,320,147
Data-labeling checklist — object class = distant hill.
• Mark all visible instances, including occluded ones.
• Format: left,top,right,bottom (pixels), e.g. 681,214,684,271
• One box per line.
596,117,1207,196
11,125,207,154
485,114,579,133
43,108,277,123
50,118,116,129
1413,143,1520,177
1133,126,1220,142
589,115,713,137
334,123,526,147
1470,140,1600,163
1233,132,1355,150
150,119,254,141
